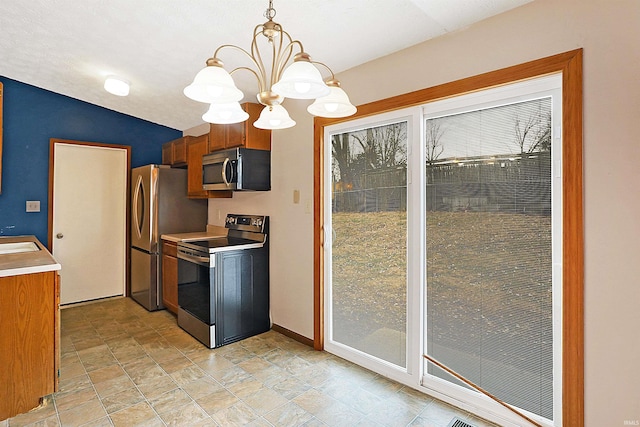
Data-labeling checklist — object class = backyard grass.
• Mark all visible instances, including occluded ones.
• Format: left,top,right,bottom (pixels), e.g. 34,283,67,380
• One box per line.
331,210,552,369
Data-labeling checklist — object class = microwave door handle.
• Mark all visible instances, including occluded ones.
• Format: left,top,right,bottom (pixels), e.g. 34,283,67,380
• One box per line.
222,157,234,186
222,158,230,186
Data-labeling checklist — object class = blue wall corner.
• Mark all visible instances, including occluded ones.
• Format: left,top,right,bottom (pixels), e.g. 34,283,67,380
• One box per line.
0,76,182,244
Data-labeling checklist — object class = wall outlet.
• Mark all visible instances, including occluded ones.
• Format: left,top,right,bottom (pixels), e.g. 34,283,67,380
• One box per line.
26,200,40,212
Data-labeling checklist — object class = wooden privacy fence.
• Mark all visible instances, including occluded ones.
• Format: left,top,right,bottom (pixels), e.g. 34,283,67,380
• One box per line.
333,153,551,214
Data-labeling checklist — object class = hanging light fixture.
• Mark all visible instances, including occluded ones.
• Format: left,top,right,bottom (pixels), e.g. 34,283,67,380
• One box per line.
184,0,356,129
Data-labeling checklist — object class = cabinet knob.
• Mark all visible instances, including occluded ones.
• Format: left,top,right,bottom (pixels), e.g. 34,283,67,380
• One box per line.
56,233,64,239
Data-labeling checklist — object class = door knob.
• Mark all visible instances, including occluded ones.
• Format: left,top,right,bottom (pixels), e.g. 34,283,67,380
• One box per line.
56,233,64,239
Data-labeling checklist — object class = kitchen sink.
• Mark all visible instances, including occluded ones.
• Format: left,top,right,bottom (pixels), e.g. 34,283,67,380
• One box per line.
0,241,40,255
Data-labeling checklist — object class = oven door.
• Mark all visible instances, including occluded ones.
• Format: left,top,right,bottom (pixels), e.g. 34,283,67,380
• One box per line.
177,247,217,347
202,151,238,191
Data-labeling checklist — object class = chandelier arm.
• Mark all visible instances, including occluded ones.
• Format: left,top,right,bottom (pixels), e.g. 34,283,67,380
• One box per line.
228,66,264,90
249,24,269,92
214,41,267,91
273,37,304,83
310,61,337,81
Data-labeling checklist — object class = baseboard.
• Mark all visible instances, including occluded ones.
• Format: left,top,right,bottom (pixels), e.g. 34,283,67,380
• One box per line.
271,324,314,348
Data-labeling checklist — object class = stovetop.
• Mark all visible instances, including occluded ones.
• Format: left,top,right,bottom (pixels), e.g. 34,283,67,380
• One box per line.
177,214,268,255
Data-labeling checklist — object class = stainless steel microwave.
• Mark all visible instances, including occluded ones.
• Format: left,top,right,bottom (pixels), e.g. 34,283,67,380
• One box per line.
202,148,271,191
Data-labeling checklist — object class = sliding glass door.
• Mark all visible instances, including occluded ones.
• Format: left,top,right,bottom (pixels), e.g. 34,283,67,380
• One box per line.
324,109,422,383
421,75,562,425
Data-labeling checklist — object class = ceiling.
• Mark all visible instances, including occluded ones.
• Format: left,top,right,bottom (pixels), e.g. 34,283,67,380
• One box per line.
0,0,532,131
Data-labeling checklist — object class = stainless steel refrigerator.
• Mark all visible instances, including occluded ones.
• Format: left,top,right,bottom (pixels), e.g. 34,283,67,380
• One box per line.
130,165,207,311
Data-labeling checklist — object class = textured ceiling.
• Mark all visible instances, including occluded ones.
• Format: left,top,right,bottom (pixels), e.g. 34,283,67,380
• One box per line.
0,0,532,131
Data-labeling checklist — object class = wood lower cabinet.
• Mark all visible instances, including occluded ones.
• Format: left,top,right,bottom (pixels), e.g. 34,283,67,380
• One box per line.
0,271,59,421
208,103,271,152
162,241,178,314
187,134,232,199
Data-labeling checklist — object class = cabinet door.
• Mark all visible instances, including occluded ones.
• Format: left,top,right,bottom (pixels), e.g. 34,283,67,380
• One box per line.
162,242,178,314
0,272,56,420
186,135,210,198
207,103,272,152
161,141,173,165
216,249,269,346
173,138,187,166
225,121,246,149
243,103,272,150
209,123,226,152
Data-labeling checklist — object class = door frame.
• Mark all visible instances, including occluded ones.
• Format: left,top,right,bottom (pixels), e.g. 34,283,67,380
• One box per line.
48,139,132,296
313,49,583,425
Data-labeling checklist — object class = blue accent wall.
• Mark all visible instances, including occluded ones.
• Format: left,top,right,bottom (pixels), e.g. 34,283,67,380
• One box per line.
0,76,181,244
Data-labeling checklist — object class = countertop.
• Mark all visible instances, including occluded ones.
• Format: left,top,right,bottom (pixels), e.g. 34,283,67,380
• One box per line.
0,236,61,278
161,225,227,243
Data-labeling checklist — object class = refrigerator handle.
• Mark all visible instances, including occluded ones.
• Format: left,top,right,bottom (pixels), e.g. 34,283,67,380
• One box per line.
133,174,145,239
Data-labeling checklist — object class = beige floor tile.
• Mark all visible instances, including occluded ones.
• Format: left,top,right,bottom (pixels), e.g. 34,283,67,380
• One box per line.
168,364,206,387
148,388,193,415
156,355,195,374
57,397,106,427
269,375,312,400
264,401,315,427
136,374,178,400
158,401,212,427
195,389,239,415
59,362,86,381
93,374,137,399
54,384,98,413
108,401,159,427
243,387,289,415
180,376,224,400
363,399,420,427
210,402,258,426
100,387,145,414
87,364,126,384
226,376,265,399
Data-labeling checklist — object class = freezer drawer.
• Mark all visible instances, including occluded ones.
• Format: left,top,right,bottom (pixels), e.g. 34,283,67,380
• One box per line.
130,247,161,311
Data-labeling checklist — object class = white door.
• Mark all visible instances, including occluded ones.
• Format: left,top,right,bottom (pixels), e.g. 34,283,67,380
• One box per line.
52,142,128,305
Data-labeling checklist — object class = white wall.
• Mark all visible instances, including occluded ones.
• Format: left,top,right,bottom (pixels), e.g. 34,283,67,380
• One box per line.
186,0,640,424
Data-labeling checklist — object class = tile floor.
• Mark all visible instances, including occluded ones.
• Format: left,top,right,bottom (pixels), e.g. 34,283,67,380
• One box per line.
1,297,499,427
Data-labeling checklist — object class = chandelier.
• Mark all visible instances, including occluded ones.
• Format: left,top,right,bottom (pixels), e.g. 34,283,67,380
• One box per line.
184,0,357,130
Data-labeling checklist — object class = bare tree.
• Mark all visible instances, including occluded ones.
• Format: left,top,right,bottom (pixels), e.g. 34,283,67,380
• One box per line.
513,99,552,154
331,133,354,187
425,120,445,164
351,122,407,170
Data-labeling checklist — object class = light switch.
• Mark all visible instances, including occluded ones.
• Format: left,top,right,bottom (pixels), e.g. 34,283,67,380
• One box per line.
293,189,300,204
26,200,40,212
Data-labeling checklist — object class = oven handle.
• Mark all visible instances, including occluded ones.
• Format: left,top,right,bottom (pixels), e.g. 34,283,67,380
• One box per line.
178,250,210,267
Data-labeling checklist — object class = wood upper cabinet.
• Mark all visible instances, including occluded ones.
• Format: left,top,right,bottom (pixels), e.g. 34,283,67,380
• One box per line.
186,134,232,199
162,240,178,314
208,103,271,152
162,137,188,167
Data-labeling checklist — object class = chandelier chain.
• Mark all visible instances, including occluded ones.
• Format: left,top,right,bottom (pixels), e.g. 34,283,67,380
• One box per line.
264,0,276,20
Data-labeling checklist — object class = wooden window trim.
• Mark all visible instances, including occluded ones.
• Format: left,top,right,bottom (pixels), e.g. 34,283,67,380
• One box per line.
313,49,583,425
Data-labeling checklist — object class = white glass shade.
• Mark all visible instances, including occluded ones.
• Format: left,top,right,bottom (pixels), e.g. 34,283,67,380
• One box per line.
307,85,357,118
202,102,249,124
104,76,130,96
253,104,296,129
272,61,330,99
184,65,243,104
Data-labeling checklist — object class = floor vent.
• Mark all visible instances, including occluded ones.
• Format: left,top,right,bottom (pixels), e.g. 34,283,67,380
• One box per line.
447,417,475,427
